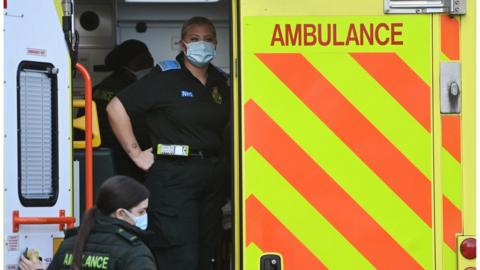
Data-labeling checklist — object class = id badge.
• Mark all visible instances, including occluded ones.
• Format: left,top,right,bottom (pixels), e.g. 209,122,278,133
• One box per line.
157,144,189,157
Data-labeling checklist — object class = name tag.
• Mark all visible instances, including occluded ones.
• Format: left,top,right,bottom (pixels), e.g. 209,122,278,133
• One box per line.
181,90,194,98
157,144,189,157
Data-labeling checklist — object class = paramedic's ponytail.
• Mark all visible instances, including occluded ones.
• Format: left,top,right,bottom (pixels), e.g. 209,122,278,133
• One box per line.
71,207,97,270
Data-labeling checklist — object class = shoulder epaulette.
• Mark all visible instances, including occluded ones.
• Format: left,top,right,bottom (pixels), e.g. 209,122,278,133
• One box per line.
158,60,181,71
116,228,141,246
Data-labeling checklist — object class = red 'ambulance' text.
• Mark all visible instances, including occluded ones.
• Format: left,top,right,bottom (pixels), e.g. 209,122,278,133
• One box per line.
270,23,404,46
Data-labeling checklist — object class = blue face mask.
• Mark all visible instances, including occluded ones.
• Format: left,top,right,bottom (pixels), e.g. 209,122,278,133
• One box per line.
184,41,216,67
123,209,148,230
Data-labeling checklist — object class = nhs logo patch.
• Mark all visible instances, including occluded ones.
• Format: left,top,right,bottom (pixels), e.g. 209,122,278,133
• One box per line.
181,90,194,98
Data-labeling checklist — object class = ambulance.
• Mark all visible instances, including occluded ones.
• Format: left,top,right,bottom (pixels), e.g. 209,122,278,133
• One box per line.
2,0,476,269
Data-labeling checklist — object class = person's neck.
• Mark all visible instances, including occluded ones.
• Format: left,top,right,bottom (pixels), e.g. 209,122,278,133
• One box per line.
184,59,208,86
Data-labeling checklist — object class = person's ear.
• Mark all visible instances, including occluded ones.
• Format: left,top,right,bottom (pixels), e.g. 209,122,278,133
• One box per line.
180,40,187,52
112,208,126,220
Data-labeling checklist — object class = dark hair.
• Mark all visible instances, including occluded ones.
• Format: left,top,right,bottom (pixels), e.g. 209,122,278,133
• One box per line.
104,39,153,71
181,16,216,39
71,175,150,270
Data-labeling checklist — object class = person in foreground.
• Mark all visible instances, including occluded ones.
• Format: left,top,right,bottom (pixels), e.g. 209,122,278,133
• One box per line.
19,175,156,270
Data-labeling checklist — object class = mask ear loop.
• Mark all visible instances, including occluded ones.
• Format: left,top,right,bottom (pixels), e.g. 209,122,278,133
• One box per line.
122,208,137,224
181,40,188,54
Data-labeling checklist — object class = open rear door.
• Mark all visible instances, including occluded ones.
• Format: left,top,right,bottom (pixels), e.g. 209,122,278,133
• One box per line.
4,0,74,267
238,1,474,269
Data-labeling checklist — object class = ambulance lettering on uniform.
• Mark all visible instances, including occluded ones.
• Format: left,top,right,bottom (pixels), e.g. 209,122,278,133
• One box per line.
62,252,109,269
270,23,403,46
63,253,72,266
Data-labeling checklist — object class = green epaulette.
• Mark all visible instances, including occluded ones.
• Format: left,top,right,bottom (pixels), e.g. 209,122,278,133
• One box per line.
115,228,141,246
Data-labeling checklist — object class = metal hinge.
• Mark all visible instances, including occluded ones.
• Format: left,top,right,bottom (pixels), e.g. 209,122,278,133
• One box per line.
450,0,466,15
384,0,466,15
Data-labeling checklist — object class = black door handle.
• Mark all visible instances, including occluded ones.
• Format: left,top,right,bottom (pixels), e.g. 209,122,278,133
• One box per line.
260,254,282,270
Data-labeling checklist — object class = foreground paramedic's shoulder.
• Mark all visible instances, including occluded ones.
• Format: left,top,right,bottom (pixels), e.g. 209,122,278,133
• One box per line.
157,60,181,72
115,227,142,246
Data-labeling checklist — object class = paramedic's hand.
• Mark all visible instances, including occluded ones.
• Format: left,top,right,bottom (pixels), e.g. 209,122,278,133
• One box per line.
19,254,44,270
132,147,154,171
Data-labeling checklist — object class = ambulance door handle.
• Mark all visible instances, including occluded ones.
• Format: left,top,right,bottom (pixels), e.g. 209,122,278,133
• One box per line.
260,254,282,270
440,62,461,114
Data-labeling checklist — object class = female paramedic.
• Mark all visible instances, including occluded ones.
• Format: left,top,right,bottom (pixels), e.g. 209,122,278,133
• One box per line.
19,175,156,270
106,16,230,270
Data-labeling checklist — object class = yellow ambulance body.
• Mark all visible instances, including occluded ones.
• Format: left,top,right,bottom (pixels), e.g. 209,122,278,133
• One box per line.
233,0,476,269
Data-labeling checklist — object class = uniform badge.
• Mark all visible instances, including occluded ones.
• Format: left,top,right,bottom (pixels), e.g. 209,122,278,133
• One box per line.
211,87,223,104
181,90,194,98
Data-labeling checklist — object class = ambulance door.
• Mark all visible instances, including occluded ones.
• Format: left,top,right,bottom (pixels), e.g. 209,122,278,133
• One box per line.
237,0,475,269
4,0,74,267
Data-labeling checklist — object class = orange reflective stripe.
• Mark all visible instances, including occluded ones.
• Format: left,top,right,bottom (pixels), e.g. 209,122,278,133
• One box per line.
246,196,328,270
441,15,460,60
245,100,424,269
256,53,432,226
443,197,462,251
350,52,431,132
442,115,461,162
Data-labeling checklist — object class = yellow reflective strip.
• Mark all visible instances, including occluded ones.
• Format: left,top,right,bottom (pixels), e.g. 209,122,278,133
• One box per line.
53,0,63,24
307,52,432,179
443,244,457,270
442,149,462,209
440,52,450,62
245,243,265,270
244,62,433,269
432,14,443,269
394,17,432,84
245,149,375,269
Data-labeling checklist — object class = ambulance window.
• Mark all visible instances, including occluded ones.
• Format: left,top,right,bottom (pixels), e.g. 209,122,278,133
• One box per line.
17,62,59,206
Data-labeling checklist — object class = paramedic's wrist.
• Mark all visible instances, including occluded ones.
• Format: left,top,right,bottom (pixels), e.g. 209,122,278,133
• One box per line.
132,148,154,171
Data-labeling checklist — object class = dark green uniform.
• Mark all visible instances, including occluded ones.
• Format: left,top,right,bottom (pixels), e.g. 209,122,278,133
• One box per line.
117,53,230,270
47,213,156,270
92,68,150,181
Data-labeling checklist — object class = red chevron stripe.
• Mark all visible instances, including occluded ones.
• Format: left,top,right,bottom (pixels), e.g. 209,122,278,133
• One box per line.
246,195,328,270
350,52,431,132
441,15,460,60
245,100,423,269
256,53,432,227
442,115,461,162
443,197,463,251
352,53,462,166
351,54,461,250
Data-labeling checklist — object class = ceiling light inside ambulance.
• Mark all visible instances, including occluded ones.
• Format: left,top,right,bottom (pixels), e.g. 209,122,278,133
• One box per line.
125,0,220,2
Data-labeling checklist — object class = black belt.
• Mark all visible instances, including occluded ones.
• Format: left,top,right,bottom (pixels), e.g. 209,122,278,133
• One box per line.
188,149,219,159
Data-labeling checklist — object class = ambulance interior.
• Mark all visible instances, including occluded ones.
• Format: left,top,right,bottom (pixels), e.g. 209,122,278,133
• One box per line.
72,0,233,268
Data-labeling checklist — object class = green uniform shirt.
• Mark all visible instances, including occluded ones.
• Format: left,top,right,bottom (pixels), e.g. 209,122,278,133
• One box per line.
47,213,156,270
